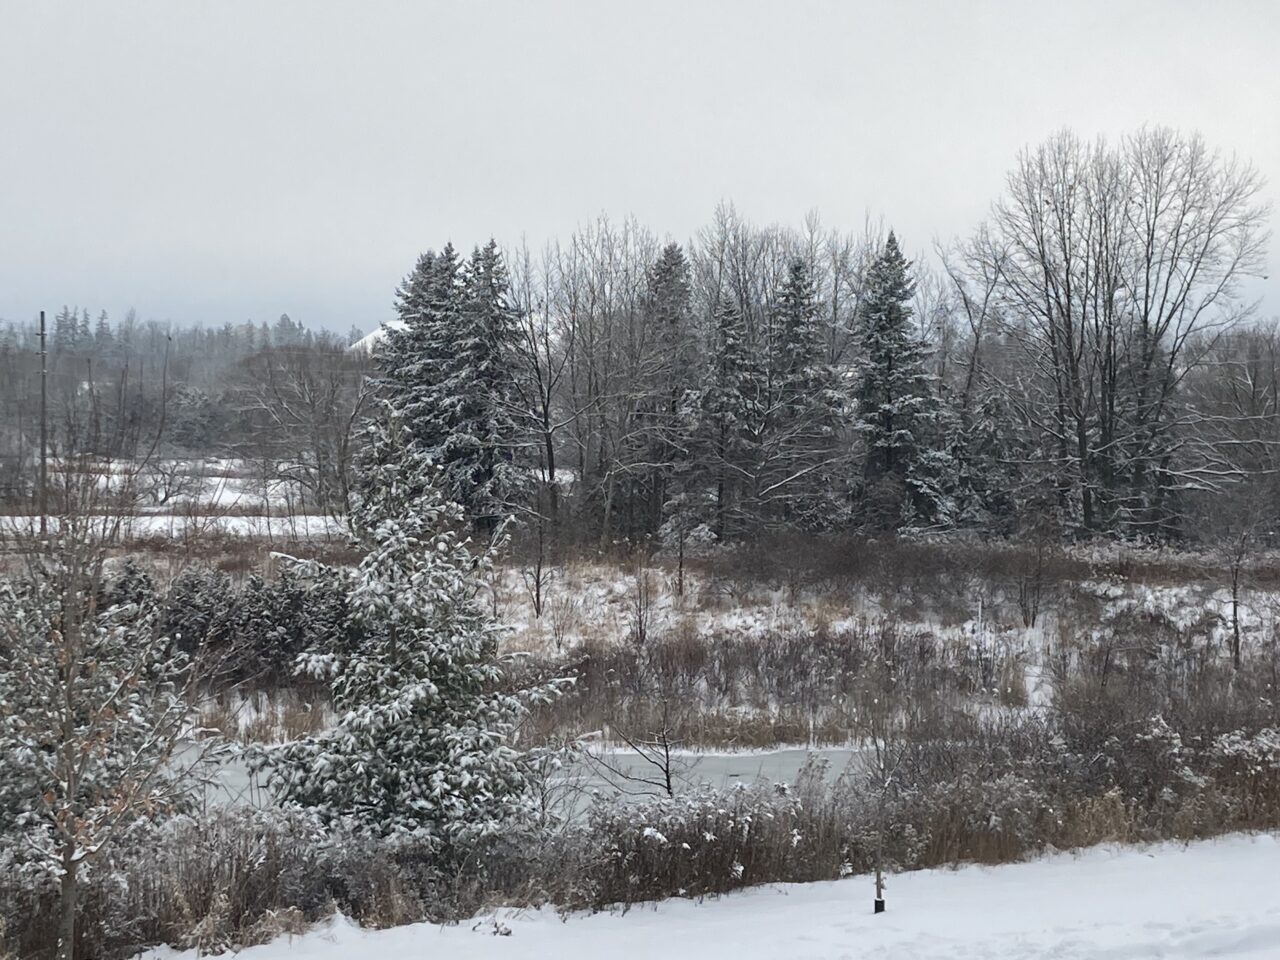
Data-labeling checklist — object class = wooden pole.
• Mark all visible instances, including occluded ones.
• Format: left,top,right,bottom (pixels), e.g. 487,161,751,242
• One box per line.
39,309,49,536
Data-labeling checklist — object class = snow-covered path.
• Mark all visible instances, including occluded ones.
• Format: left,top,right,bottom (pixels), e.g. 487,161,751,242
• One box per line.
145,833,1280,959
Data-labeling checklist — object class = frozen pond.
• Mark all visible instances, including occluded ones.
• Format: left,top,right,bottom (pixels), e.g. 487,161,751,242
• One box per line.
199,746,864,815
556,746,861,793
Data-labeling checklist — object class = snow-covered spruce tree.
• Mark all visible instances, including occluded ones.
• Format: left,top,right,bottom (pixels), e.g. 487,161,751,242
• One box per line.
697,295,763,540
362,246,458,504
0,522,217,960
159,562,234,655
853,233,954,528
451,240,532,528
261,417,544,843
764,258,848,529
365,241,529,531
636,242,699,535
951,385,1023,531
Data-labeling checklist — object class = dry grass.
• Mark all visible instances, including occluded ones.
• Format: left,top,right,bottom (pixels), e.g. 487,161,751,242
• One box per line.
199,689,330,745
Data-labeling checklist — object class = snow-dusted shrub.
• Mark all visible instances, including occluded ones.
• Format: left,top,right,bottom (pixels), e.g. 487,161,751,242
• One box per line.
223,564,351,682
0,805,574,958
1208,727,1280,823
0,534,223,960
2,808,352,959
160,562,235,654
101,554,157,608
1212,727,1280,772
882,770,1061,866
257,450,558,846
577,757,848,908
158,561,351,684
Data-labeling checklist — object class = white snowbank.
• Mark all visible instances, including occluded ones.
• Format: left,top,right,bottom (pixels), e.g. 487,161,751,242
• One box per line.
142,833,1280,959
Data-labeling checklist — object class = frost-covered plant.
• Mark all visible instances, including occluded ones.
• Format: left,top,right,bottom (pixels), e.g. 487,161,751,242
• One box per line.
0,526,221,960
1212,727,1280,773
259,437,553,845
160,562,234,655
161,561,352,683
364,241,531,531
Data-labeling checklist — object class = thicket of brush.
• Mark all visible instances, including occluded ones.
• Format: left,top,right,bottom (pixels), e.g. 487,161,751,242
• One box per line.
6,627,1280,960
514,617,1025,747
119,530,1276,751
6,535,1276,957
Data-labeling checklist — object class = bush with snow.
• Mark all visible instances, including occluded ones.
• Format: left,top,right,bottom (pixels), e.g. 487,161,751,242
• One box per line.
256,458,554,846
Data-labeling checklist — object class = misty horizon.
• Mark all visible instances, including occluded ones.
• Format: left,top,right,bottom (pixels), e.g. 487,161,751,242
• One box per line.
3,0,1278,332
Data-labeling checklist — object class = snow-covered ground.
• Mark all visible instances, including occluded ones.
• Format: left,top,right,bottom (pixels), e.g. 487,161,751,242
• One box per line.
0,457,346,542
143,832,1280,959
0,512,342,540
491,557,1279,655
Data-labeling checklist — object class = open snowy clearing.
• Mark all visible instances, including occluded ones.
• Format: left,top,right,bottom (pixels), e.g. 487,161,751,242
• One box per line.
0,513,342,540
144,833,1280,960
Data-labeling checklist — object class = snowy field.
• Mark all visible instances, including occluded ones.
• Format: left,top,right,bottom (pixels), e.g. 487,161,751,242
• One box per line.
0,512,342,540
143,833,1280,960
0,458,344,541
489,555,1280,662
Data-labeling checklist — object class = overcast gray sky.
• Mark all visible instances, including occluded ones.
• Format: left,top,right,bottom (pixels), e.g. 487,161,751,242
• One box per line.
2,0,1278,332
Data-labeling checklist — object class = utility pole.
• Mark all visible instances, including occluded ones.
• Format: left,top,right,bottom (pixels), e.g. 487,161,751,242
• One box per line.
39,310,48,536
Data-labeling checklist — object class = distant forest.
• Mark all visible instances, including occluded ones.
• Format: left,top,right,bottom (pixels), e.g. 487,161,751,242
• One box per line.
3,127,1278,546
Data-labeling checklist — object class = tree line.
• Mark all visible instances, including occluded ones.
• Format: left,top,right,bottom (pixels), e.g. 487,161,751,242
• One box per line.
3,126,1275,545
0,311,370,517
373,128,1276,546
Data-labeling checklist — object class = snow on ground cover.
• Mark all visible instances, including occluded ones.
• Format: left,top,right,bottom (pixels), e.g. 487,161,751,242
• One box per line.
26,457,319,514
0,513,343,539
490,556,1280,710
490,562,890,655
142,832,1280,959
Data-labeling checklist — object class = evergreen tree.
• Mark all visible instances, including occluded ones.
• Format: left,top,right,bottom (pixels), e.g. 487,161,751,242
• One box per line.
952,386,1022,531
697,295,761,539
160,563,234,655
274,313,299,344
365,241,528,530
765,259,847,528
450,241,531,526
262,436,540,842
639,243,696,533
76,308,91,348
854,233,953,527
361,246,454,506
53,306,75,353
94,310,113,351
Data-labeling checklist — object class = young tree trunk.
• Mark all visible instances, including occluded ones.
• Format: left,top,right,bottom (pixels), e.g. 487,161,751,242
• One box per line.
57,849,78,960
543,429,559,526
676,530,685,598
1232,557,1243,670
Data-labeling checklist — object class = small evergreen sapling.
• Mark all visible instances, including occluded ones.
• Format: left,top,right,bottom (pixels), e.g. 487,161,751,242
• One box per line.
261,441,550,844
